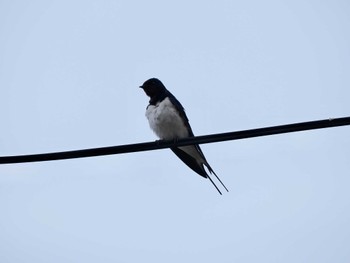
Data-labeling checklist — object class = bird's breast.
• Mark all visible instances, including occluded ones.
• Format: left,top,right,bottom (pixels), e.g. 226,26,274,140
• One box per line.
146,97,189,140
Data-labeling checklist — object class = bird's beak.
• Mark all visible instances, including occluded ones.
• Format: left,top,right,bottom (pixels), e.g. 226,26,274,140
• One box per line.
139,86,143,89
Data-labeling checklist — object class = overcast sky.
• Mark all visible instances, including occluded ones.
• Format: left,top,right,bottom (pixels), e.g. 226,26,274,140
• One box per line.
1,1,350,262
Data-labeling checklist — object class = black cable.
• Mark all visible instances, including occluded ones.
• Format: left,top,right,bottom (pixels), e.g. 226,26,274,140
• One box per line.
1,117,349,164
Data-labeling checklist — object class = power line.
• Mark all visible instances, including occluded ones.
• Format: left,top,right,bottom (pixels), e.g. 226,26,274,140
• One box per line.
1,117,349,165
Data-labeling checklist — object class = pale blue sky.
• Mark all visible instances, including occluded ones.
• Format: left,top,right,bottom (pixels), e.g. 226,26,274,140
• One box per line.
1,1,350,262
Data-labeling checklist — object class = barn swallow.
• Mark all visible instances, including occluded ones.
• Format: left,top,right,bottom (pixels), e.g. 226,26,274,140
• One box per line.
140,78,228,194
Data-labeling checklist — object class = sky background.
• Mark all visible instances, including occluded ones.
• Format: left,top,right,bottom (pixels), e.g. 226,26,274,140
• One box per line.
1,0,350,262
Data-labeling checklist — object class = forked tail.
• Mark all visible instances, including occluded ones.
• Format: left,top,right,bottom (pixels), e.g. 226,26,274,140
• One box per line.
205,164,229,195
207,174,223,195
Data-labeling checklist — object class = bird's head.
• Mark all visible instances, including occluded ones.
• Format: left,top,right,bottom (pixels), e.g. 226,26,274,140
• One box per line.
139,78,166,98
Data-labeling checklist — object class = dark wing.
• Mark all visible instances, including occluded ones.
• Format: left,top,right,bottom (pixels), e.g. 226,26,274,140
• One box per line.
166,89,213,163
165,90,229,194
171,147,225,194
170,147,207,178
166,90,211,159
166,90,195,137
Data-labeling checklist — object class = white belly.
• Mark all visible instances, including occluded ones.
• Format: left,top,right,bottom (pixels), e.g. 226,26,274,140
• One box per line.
145,97,189,140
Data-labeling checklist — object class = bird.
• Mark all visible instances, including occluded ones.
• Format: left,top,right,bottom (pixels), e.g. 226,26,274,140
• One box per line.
139,78,228,194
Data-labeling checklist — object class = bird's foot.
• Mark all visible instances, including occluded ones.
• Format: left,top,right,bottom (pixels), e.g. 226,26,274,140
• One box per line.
155,139,162,146
172,137,179,146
